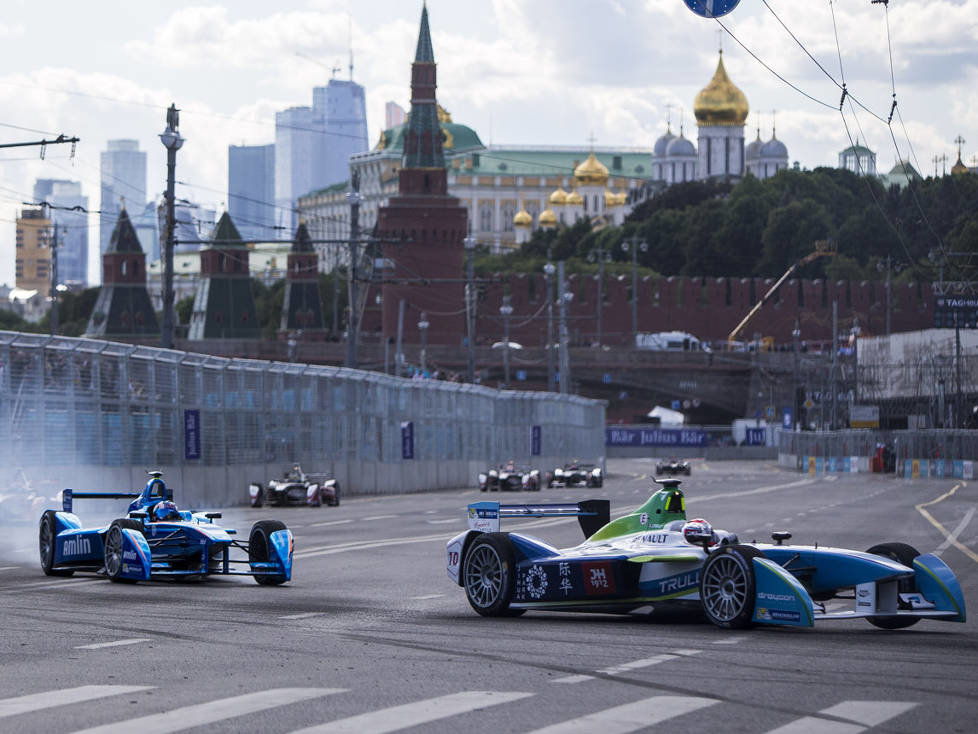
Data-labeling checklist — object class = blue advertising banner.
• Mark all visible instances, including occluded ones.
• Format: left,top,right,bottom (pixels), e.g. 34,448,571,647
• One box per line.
606,427,708,447
531,425,542,456
183,409,201,460
745,427,767,446
401,421,414,460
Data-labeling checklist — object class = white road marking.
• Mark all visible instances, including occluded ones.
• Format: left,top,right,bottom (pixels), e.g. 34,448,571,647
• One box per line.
552,649,701,684
935,506,976,556
3,577,104,592
410,594,443,600
361,514,399,522
288,690,532,734
426,518,459,524
695,477,817,503
711,636,746,645
762,700,917,734
278,612,324,619
0,685,153,718
0,566,19,571
526,694,718,734
308,519,353,528
71,687,344,734
75,638,150,650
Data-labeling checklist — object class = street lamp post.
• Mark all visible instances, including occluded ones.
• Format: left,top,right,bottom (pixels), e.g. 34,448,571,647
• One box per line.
345,173,361,369
543,262,556,391
792,320,801,431
557,261,573,394
622,236,647,341
159,103,184,350
587,241,611,346
464,235,477,383
418,311,429,374
499,295,513,387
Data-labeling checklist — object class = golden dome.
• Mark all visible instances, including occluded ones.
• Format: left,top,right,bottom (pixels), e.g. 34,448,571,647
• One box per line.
549,187,568,205
574,151,609,185
694,51,749,127
539,208,557,227
951,155,968,175
616,191,628,206
604,190,619,207
513,207,532,227
566,189,583,205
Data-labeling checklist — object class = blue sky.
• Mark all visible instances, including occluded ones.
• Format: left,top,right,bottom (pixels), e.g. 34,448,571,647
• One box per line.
0,0,975,286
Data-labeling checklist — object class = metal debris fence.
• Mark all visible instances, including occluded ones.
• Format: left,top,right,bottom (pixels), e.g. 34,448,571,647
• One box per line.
0,332,605,475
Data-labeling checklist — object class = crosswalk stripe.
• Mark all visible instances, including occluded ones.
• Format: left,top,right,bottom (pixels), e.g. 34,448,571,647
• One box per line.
0,685,153,718
288,690,532,734
526,695,719,734
552,649,701,684
763,700,918,734
70,687,344,734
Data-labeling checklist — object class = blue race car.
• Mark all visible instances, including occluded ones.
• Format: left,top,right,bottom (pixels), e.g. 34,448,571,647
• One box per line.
39,471,293,585
446,478,966,630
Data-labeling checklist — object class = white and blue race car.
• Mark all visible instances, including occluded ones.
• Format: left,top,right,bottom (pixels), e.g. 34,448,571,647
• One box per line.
39,471,293,585
446,478,966,629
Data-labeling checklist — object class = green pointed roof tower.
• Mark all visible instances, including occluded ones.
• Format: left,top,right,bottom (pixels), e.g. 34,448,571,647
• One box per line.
280,221,325,336
187,211,260,340
85,207,160,338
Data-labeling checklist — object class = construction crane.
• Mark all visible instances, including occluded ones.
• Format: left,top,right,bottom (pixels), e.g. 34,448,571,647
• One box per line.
727,239,836,344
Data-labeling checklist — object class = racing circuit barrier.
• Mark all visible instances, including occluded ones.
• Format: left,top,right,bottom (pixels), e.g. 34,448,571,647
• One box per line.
0,331,605,506
778,429,976,479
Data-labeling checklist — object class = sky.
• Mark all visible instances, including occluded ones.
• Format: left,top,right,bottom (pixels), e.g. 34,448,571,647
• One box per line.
0,0,975,287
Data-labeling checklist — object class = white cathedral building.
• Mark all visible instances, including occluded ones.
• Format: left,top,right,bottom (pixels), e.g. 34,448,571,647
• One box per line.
652,51,789,184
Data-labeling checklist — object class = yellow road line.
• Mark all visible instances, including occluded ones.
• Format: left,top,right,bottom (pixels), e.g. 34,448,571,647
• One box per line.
915,482,978,564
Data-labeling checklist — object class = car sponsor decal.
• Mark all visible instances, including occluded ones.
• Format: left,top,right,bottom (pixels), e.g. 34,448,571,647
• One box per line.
645,568,701,597
62,536,92,556
582,561,616,595
756,607,802,622
558,562,574,596
640,513,649,526
523,564,548,599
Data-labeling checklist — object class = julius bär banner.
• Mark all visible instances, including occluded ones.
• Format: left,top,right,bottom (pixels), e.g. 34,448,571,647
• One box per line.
606,427,708,447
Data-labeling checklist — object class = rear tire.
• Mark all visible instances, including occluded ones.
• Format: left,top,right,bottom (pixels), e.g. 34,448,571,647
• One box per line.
462,533,518,617
865,542,921,629
327,484,340,507
700,544,764,629
39,510,73,577
105,519,144,583
249,520,289,586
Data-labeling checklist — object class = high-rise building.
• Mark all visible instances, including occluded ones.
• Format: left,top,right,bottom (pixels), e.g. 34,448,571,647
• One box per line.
15,208,51,293
100,140,146,256
228,143,275,243
385,101,407,129
33,179,90,286
275,77,368,232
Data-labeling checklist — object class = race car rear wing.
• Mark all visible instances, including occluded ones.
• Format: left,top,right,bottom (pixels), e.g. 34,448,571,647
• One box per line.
62,487,172,513
467,499,610,538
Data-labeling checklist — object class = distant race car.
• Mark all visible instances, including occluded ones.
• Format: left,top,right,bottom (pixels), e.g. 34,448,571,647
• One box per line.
1,470,60,526
479,461,541,492
547,462,602,488
39,471,293,585
249,464,340,508
656,458,691,476
446,478,966,630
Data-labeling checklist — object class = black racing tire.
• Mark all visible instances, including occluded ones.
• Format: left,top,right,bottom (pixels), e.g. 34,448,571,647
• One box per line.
105,519,144,583
327,484,341,507
39,510,73,577
700,544,765,629
684,467,692,476
249,520,289,586
865,542,921,629
462,533,519,617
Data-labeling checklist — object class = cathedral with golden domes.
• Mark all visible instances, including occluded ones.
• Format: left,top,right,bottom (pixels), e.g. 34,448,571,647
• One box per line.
653,50,789,184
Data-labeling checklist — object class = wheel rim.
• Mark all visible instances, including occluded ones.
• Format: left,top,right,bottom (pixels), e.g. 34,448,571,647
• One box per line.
39,518,53,567
105,527,123,577
464,544,503,608
701,554,749,622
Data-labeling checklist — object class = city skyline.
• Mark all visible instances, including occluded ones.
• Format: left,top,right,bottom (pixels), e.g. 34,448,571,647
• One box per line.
0,0,975,288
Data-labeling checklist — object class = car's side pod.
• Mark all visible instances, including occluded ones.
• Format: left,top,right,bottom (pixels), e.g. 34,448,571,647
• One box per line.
750,557,815,627
119,529,152,581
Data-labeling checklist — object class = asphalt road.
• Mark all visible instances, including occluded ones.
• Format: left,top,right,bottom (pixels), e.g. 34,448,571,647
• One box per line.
1,459,976,734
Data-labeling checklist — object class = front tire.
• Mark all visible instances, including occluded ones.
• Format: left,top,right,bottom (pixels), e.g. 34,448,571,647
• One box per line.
39,510,73,577
462,533,518,617
865,542,921,629
249,520,289,586
104,519,143,583
700,544,764,629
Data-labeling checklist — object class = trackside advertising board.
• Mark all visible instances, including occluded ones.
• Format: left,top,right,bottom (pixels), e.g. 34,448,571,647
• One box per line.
606,427,708,447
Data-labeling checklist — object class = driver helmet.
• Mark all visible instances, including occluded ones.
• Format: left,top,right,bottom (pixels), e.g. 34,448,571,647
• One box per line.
151,500,181,522
682,518,714,545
